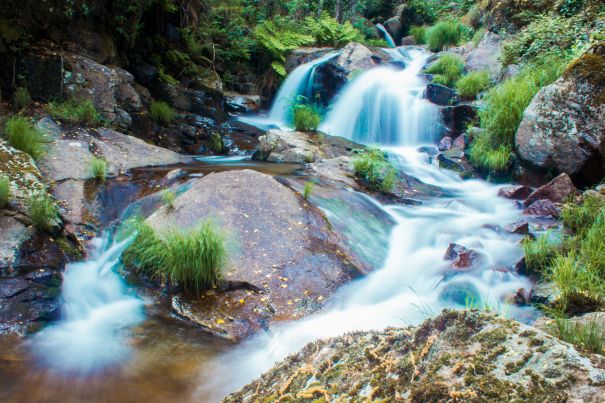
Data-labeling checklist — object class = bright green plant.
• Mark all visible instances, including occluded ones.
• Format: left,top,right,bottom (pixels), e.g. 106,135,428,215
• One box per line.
472,28,486,47
293,104,321,132
124,221,226,294
426,54,465,87
426,21,469,51
150,101,176,125
410,26,427,44
47,98,102,126
353,148,398,193
90,157,107,181
555,317,604,355
14,87,31,109
28,193,59,232
456,70,491,99
305,14,364,47
303,181,314,200
209,133,224,153
3,116,46,160
162,189,176,209
523,232,563,273
0,175,9,208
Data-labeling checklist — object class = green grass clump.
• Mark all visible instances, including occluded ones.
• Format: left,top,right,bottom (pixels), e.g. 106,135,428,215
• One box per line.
150,101,176,125
469,55,566,172
410,25,427,44
353,147,398,193
426,54,465,87
209,133,224,153
523,232,562,273
124,221,226,294
426,21,468,51
0,175,10,208
3,116,46,160
293,104,321,132
472,27,486,47
456,70,491,99
90,157,107,181
48,98,102,126
28,193,59,232
14,87,31,109
303,181,314,200
554,317,604,355
162,189,176,209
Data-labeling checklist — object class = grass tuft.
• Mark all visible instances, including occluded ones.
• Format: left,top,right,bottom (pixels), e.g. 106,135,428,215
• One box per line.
293,104,321,132
3,116,47,160
48,98,102,126
0,175,10,208
90,157,107,180
162,189,177,209
209,133,224,153
410,25,427,44
124,221,226,294
456,70,491,99
150,101,176,125
523,232,562,273
554,317,604,355
28,193,59,232
303,181,314,200
426,21,469,51
14,87,31,109
353,147,398,193
426,54,465,87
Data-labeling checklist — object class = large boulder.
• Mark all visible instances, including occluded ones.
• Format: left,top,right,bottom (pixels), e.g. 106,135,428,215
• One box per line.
224,310,605,402
146,170,368,340
515,44,605,186
284,47,335,72
464,32,502,78
524,173,576,207
253,130,322,163
383,16,403,44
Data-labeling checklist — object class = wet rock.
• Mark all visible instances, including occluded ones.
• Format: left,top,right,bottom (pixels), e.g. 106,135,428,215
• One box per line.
437,148,473,176
223,92,261,114
254,130,320,164
514,287,532,305
441,103,478,138
224,310,605,402
132,63,158,85
17,43,63,102
401,35,416,46
464,32,502,78
383,16,402,43
0,216,34,272
498,185,533,200
504,221,529,235
513,257,528,275
114,67,142,112
524,173,576,207
444,243,481,270
284,47,335,72
147,170,367,340
523,199,561,217
438,136,452,151
452,134,466,149
515,44,605,186
425,83,457,106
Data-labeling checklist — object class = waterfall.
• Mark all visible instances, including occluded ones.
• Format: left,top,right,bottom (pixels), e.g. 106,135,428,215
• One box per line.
376,23,396,48
31,234,144,373
238,51,339,131
319,47,441,146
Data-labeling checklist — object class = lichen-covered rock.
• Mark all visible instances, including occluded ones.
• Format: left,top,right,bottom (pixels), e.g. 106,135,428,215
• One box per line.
253,130,321,163
515,44,605,186
224,310,605,402
464,32,502,78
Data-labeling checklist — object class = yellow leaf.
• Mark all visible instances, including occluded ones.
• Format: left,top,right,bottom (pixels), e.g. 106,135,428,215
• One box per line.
239,298,245,304
216,319,225,324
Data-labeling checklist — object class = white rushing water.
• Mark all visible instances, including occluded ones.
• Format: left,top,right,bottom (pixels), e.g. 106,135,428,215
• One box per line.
238,51,339,130
320,47,440,145
198,47,536,401
32,235,144,373
376,23,396,48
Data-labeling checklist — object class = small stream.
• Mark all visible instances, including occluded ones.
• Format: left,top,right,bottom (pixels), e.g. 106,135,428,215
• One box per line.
1,46,540,402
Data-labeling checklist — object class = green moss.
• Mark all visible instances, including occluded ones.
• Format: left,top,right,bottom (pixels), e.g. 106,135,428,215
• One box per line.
48,98,102,126
565,52,605,104
0,175,9,208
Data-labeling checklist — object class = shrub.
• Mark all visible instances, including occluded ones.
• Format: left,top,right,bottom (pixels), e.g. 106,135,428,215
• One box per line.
14,87,31,109
305,14,364,47
293,104,321,132
410,25,427,44
47,98,102,126
426,54,465,87
124,221,226,294
353,148,398,193
426,21,469,51
162,189,176,209
303,181,314,200
0,175,9,208
28,193,59,232
150,101,176,125
456,70,491,99
3,116,46,160
90,157,107,180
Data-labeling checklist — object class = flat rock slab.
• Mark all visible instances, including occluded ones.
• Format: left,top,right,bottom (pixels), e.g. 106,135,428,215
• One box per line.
147,169,364,340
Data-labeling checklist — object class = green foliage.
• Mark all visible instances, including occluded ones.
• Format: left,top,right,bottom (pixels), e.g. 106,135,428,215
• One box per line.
467,140,511,173
28,193,59,232
124,221,226,294
209,133,224,153
162,189,176,209
554,317,604,355
456,70,491,99
158,67,178,85
90,157,107,181
293,103,321,132
14,87,31,109
353,147,398,193
0,175,9,208
558,0,586,18
523,232,562,273
303,181,314,200
3,116,46,160
305,14,364,47
469,55,566,172
472,27,486,47
410,26,427,44
150,101,176,125
426,21,470,51
426,54,465,87
47,98,102,126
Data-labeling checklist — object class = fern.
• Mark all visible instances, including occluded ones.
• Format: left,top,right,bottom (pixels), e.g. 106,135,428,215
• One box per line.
305,14,364,47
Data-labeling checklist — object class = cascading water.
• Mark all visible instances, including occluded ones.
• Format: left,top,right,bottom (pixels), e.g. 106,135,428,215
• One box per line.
31,234,144,373
196,47,538,401
320,47,440,145
238,51,339,130
376,23,396,48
